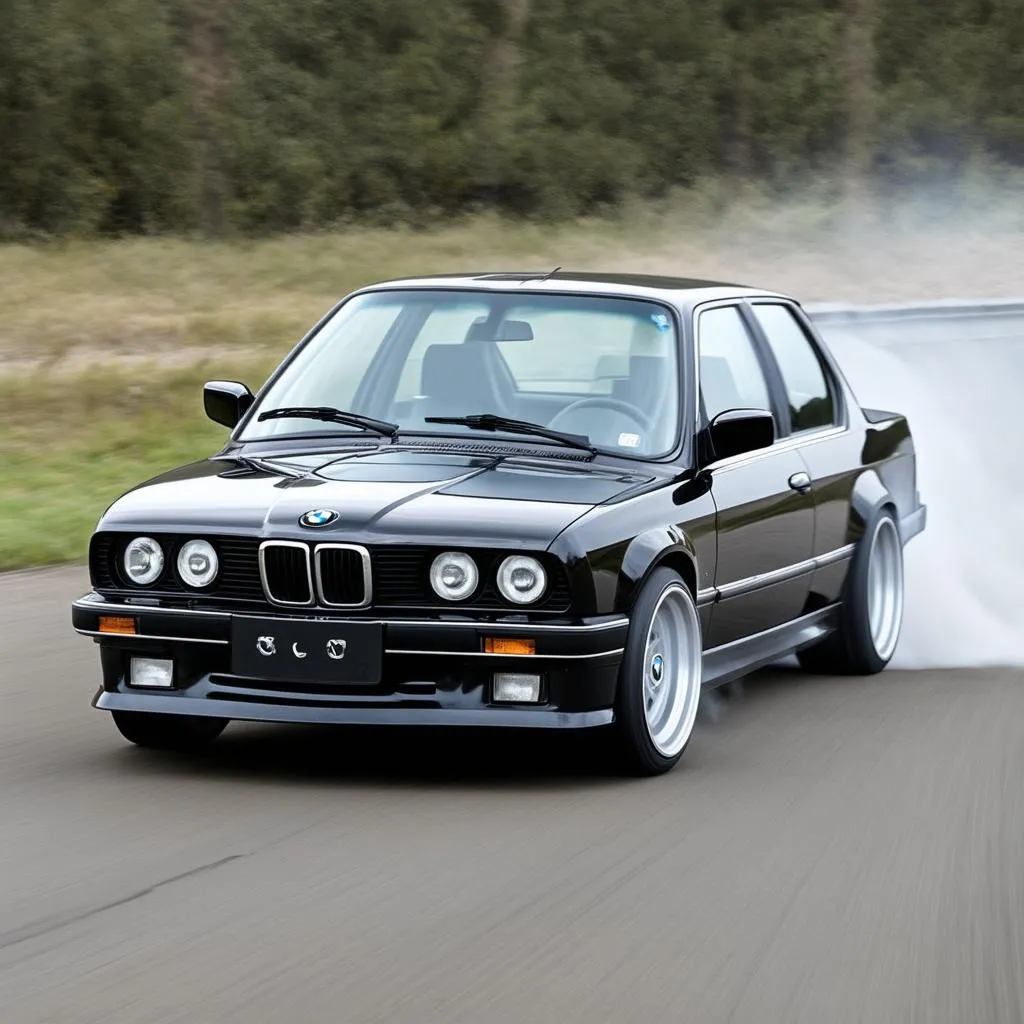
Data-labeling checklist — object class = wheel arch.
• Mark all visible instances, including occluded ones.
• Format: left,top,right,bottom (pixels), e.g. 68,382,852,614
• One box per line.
849,469,900,544
616,527,700,614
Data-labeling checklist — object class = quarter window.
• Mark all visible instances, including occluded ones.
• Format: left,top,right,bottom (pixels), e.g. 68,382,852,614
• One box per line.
697,306,773,421
750,304,836,431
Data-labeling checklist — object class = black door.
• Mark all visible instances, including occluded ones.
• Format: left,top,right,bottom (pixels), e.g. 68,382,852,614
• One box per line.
744,300,858,606
696,303,816,649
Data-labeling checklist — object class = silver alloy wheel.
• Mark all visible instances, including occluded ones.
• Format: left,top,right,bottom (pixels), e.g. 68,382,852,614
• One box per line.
642,583,702,757
866,516,904,661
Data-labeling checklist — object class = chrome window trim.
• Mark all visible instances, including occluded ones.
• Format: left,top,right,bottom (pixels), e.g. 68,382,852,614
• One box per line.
692,298,772,437
706,424,849,473
690,297,851,472
313,543,373,609
745,298,847,435
258,540,314,607
709,542,855,602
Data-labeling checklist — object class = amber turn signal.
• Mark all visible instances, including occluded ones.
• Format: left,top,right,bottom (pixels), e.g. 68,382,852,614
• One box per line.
98,615,136,635
484,637,535,656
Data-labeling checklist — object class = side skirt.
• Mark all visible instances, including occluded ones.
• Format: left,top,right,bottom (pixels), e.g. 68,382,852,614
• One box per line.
701,605,840,690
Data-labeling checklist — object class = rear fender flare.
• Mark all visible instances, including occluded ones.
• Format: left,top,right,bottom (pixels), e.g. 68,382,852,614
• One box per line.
849,470,896,543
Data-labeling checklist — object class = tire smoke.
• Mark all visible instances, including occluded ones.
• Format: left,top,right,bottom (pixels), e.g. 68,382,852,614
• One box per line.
815,315,1024,669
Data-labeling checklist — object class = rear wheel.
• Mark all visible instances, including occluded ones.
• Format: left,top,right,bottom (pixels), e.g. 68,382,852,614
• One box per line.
112,710,228,751
613,567,703,775
798,506,905,675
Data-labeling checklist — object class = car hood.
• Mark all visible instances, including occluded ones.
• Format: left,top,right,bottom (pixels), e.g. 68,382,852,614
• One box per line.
97,447,660,549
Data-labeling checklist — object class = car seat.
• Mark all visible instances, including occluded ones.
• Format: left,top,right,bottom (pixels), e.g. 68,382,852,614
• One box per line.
611,317,674,424
411,343,509,425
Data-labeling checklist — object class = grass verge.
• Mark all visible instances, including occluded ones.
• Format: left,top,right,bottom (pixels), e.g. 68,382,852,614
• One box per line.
0,357,276,569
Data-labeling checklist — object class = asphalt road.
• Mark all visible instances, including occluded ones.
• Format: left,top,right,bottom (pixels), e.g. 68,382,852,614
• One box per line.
1,567,1022,1023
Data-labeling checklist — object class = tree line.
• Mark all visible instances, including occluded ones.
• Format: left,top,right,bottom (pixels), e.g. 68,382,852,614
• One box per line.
1,0,1021,237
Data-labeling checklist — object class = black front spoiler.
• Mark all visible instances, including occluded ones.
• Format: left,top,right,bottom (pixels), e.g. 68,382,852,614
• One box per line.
93,689,614,729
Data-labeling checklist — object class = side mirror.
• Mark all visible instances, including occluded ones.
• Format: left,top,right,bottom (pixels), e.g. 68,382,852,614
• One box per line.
707,408,775,461
204,380,254,428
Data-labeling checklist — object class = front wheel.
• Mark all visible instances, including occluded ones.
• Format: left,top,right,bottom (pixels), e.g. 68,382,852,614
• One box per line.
111,710,228,751
613,567,703,776
798,506,905,675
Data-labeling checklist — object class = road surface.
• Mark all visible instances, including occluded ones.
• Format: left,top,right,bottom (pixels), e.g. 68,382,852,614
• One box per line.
1,567,1022,1023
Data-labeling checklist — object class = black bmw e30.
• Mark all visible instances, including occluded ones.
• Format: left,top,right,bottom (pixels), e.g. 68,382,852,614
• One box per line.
71,271,926,775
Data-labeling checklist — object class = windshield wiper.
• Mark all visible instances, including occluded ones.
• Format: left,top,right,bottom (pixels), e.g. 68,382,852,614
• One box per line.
257,406,400,439
423,413,596,454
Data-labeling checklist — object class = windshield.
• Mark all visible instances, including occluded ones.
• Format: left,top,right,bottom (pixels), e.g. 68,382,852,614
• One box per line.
240,288,682,458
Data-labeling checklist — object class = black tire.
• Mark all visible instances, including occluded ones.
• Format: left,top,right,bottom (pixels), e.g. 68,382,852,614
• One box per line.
798,505,904,675
613,566,703,776
111,710,228,751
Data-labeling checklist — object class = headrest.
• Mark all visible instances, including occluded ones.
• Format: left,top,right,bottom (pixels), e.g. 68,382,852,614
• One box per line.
420,343,496,400
611,354,671,405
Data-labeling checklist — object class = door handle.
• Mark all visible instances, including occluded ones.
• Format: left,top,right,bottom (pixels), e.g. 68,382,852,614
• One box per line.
788,471,812,494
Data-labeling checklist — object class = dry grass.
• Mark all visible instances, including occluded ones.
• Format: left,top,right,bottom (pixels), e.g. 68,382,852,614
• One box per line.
3,185,1023,373
1,186,1022,569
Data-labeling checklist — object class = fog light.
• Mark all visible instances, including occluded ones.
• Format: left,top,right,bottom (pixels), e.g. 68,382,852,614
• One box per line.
130,657,174,689
493,672,542,703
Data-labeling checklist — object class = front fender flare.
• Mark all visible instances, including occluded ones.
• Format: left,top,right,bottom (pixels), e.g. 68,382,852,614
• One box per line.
616,527,700,614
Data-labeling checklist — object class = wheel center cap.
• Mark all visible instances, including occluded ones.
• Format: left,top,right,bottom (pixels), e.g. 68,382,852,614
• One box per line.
650,653,664,683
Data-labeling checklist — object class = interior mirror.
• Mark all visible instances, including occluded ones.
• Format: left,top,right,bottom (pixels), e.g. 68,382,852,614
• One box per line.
465,318,534,342
707,408,775,461
204,380,254,428
494,319,534,341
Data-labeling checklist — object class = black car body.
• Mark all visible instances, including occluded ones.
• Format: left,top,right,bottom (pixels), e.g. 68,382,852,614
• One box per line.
71,272,926,774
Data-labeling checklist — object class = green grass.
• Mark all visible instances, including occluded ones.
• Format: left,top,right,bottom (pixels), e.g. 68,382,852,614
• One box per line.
0,358,277,569
1,188,1022,570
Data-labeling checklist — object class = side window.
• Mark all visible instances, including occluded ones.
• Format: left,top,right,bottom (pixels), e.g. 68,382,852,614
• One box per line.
697,306,773,421
750,304,836,431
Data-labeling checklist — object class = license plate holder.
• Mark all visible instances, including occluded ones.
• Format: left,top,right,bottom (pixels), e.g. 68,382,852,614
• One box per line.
231,617,383,685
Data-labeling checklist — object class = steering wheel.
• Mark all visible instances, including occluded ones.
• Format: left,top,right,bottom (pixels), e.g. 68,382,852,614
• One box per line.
547,396,655,441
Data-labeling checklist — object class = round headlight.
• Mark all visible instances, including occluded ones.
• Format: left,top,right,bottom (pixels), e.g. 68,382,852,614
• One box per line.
123,536,164,586
177,539,219,588
497,555,547,605
429,551,479,601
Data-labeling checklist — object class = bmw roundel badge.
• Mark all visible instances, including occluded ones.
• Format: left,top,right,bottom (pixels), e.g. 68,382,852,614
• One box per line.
299,508,339,528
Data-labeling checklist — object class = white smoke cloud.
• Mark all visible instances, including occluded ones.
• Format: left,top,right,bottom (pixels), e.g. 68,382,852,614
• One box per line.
816,318,1024,668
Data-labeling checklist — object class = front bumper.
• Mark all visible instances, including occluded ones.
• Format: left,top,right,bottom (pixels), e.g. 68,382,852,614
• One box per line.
71,593,626,729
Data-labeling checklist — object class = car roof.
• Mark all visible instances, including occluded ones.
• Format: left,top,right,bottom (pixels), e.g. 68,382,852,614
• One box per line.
355,271,794,308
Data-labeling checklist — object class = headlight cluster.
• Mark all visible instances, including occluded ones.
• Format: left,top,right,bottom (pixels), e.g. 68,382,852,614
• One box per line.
429,551,548,605
122,537,218,589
